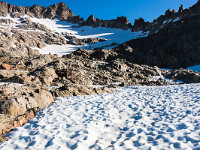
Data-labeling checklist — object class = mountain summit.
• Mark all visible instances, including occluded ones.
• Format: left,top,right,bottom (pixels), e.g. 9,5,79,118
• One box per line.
0,1,132,29
0,1,75,20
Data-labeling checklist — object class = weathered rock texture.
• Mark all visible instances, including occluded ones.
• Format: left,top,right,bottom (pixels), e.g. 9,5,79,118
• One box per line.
0,1,75,20
0,17,68,57
0,53,169,87
0,83,54,142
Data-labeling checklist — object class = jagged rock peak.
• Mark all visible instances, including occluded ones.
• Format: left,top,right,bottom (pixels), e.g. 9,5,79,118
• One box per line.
85,14,97,24
0,1,75,20
83,14,132,29
116,16,130,24
132,1,200,33
178,4,183,13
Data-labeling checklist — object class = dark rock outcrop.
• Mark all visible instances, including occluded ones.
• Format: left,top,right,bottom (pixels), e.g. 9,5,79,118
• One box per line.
133,17,150,31
105,1,200,69
164,69,200,83
68,38,106,45
132,1,200,34
81,15,132,29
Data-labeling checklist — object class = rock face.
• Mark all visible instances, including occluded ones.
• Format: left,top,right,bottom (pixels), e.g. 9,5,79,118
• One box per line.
108,1,200,69
0,53,168,87
0,83,54,141
164,69,200,83
133,17,150,31
1,49,198,88
0,1,75,20
81,15,132,30
132,1,200,34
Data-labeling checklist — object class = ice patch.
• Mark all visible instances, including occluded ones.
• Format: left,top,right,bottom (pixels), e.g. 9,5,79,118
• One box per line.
151,76,184,84
173,17,180,22
160,68,172,70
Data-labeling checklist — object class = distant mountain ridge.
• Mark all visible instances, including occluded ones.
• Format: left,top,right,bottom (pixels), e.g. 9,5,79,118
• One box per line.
1,1,197,31
0,1,132,30
133,0,200,34
0,1,75,20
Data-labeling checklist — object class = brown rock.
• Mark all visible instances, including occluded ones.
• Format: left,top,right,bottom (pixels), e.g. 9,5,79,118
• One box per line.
0,99,20,116
1,63,12,70
0,1,75,20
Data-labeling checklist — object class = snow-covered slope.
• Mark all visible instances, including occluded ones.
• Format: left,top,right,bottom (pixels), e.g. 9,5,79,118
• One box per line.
30,17,146,56
0,84,199,150
1,15,147,56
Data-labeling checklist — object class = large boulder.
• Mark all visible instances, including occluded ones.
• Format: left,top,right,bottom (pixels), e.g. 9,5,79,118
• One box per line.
0,83,54,139
164,69,200,83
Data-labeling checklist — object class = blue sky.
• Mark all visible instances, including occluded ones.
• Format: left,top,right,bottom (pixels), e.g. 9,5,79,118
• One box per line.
2,0,198,23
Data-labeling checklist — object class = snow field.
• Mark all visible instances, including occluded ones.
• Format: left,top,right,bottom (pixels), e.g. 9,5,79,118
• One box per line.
0,84,200,149
1,15,147,56
29,18,145,55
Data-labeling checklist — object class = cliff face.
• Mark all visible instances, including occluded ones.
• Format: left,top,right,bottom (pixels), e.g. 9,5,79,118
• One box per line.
107,1,200,69
0,1,75,20
81,15,132,30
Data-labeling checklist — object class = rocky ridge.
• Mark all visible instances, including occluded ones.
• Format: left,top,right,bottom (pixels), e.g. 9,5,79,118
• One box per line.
0,1,132,30
1,1,198,33
132,1,200,34
0,1,75,20
105,1,200,69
